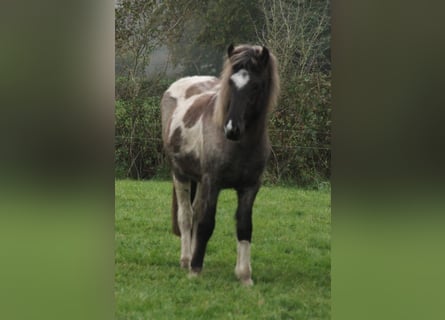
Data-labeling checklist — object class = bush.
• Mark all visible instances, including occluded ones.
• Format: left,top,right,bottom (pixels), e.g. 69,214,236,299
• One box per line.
268,72,331,187
115,96,167,179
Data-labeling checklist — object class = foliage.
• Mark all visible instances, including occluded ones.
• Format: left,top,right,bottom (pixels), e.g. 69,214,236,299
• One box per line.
267,72,331,186
116,0,186,78
260,0,331,186
116,0,159,79
115,180,331,319
166,0,263,75
115,91,168,179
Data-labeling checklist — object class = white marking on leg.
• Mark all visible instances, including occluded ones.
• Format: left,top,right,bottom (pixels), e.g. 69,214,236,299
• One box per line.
230,69,250,89
179,209,192,268
190,182,202,275
174,177,193,268
235,240,253,285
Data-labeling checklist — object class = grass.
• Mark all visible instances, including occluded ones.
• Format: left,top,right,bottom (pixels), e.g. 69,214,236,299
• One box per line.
115,180,331,319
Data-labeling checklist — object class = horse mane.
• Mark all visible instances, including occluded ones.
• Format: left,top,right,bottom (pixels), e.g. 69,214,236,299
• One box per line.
214,44,280,127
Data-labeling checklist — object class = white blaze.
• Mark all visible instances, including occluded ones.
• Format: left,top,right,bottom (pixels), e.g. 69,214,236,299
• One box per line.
230,69,250,89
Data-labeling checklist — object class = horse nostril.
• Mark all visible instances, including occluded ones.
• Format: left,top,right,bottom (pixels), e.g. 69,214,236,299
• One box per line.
224,120,242,140
226,131,240,141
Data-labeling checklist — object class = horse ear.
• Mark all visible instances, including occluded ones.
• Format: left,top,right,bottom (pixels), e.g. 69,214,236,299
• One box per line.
260,46,269,65
227,44,234,57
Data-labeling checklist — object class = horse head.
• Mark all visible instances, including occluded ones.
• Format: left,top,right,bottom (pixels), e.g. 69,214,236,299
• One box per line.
223,44,271,141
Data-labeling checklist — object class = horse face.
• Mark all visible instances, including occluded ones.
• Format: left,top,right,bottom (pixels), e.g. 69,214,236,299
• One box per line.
224,46,269,141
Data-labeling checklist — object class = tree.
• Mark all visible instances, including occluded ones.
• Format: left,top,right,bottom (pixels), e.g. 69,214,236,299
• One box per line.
166,0,263,75
116,0,196,97
257,0,331,184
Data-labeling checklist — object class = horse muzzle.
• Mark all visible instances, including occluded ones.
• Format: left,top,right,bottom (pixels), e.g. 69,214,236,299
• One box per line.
224,120,242,141
225,129,241,141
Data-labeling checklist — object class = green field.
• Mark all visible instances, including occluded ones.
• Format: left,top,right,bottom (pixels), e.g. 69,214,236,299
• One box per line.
115,180,331,319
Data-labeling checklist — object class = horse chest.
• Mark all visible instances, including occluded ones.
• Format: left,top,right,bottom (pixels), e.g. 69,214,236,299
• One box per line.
216,147,267,187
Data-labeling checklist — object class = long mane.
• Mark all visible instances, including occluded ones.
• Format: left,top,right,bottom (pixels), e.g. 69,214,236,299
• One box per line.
214,44,280,127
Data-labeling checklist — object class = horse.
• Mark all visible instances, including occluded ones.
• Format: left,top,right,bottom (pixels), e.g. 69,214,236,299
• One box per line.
161,44,279,285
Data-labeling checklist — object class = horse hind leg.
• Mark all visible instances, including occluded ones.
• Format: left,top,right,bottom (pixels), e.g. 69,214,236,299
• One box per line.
171,185,181,236
190,177,219,275
171,181,196,237
190,181,198,255
173,176,194,268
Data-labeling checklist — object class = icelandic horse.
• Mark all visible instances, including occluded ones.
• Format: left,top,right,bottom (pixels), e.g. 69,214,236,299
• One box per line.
161,44,279,285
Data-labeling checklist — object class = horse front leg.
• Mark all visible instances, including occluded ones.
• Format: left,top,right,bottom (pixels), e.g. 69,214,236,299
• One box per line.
190,176,219,275
234,184,260,285
173,175,193,268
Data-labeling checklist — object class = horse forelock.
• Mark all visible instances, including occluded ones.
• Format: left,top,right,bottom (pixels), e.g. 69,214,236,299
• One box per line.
214,44,280,127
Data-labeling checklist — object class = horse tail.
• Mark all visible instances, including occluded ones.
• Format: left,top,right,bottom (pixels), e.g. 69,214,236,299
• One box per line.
171,185,181,236
171,180,198,237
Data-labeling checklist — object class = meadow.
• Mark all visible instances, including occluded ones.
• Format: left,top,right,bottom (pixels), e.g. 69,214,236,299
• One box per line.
115,180,330,319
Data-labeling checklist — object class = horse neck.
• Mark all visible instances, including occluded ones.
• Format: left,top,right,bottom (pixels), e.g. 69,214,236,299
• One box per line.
246,86,272,141
243,111,269,145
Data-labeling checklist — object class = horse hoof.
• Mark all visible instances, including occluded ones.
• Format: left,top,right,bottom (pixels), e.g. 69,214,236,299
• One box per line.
235,267,253,285
240,278,254,286
188,268,201,279
180,258,190,268
190,266,202,274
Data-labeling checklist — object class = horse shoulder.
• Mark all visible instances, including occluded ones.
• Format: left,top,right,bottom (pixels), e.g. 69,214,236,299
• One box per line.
167,76,219,101
162,75,221,182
